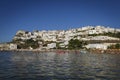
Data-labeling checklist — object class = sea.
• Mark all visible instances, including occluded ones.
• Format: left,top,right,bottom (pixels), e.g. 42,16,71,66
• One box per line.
0,51,119,80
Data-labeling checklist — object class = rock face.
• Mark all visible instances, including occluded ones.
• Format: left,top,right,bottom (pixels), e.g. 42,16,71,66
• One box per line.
12,26,120,49
13,26,120,42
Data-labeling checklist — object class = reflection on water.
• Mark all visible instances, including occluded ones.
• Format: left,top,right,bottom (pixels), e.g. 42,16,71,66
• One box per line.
0,51,120,80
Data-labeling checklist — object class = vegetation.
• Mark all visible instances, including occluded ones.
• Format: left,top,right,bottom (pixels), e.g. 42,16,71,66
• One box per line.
88,34,101,36
12,39,23,43
56,42,61,49
108,43,120,49
104,32,120,38
88,32,120,38
68,39,87,49
14,38,39,49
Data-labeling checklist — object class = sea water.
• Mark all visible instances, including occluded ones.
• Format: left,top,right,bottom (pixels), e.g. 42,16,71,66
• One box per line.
0,51,119,80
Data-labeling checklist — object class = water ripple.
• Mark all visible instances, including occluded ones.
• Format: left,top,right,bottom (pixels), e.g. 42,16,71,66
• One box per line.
0,51,119,80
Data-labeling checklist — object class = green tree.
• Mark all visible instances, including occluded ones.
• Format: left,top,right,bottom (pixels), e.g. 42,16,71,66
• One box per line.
25,39,39,49
108,43,120,49
17,38,39,49
115,43,120,49
68,39,84,49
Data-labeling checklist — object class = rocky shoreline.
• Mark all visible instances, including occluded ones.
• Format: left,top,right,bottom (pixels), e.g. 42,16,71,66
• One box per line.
0,49,120,54
89,49,120,54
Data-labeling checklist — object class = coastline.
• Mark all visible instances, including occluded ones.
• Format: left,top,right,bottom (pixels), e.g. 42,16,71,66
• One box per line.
0,49,81,53
0,49,120,54
89,49,120,54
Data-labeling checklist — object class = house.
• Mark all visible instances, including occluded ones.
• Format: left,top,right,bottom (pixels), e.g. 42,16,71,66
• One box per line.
85,43,108,50
47,43,56,49
9,43,17,50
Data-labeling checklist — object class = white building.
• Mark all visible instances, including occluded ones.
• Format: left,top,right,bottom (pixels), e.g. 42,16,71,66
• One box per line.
47,43,56,49
9,43,17,50
88,30,97,34
85,43,113,50
90,36,119,40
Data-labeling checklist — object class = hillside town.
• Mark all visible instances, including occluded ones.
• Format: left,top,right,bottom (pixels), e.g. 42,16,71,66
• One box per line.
0,26,120,51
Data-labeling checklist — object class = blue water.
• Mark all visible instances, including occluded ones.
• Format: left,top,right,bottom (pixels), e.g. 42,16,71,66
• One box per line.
0,51,120,80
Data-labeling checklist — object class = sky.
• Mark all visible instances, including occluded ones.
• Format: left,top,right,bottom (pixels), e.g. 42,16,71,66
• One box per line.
0,0,120,42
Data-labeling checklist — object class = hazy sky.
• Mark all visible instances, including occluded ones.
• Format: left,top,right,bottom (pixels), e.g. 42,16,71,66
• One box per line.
0,0,120,42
